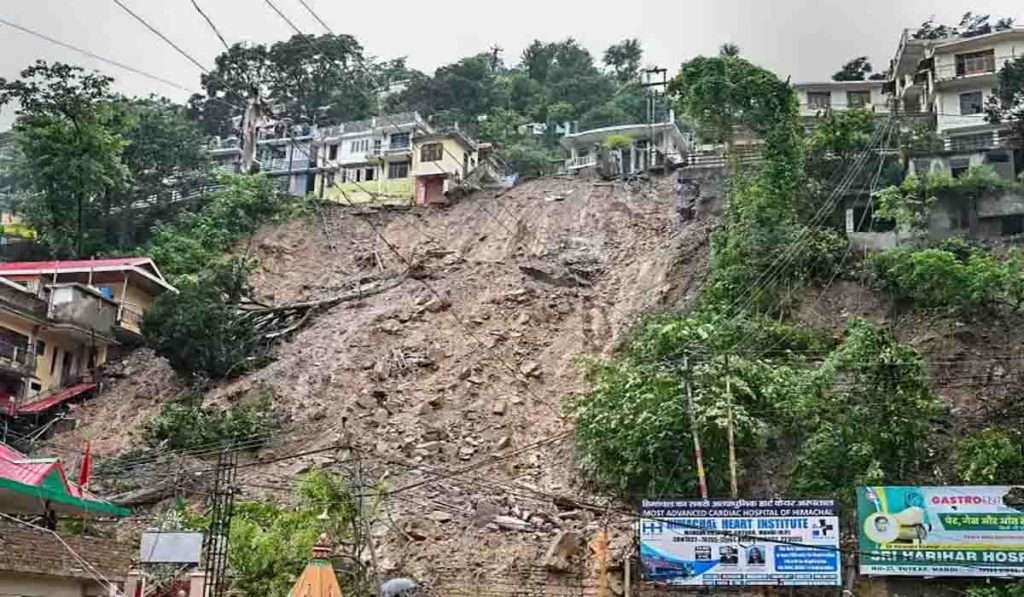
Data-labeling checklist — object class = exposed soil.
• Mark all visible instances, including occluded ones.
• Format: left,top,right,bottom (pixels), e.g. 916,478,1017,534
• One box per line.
43,175,715,583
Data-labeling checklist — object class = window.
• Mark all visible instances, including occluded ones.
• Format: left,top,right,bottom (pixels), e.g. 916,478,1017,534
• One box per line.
30,382,41,393
807,92,831,110
373,138,382,153
847,90,871,108
951,158,970,179
956,205,971,230
986,151,1010,163
388,161,410,179
959,91,984,115
421,143,443,162
390,133,410,149
340,169,348,183
328,144,338,160
35,340,45,358
350,139,370,153
365,168,375,181
955,49,996,77
1002,215,1024,236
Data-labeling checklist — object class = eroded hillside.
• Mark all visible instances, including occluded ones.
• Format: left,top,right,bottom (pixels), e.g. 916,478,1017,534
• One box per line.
47,175,714,582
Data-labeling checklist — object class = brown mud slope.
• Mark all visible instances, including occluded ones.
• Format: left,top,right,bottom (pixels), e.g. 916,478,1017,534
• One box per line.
47,176,714,578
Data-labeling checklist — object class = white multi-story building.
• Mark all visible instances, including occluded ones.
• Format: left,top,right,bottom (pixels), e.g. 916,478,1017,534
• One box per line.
888,27,1024,180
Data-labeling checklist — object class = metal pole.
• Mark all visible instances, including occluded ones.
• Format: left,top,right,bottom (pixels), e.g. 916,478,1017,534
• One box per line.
726,355,739,499
684,355,708,499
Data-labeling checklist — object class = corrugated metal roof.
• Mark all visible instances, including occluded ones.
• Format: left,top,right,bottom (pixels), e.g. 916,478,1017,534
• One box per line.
0,258,152,272
16,383,97,416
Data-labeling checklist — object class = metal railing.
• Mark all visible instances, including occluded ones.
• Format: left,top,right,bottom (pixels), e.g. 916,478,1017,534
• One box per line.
684,147,764,168
565,155,597,170
261,157,311,172
945,130,1021,153
117,305,145,331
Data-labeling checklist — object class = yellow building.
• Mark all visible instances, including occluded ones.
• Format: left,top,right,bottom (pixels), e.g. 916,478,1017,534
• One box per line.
0,257,175,416
308,112,481,206
411,130,479,205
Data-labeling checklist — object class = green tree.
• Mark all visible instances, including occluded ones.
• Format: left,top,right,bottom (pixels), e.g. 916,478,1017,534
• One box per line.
789,321,945,505
0,61,129,256
143,259,266,380
177,469,360,597
986,55,1024,150
579,102,632,131
956,429,1024,484
189,35,375,136
603,38,643,83
832,56,873,81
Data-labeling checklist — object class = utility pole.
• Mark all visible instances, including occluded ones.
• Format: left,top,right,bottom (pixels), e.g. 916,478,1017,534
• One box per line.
202,446,238,597
684,355,708,499
725,355,739,499
641,67,668,171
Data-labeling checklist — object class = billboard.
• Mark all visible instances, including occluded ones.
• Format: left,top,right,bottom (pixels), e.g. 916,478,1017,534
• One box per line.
858,486,1024,577
639,498,841,587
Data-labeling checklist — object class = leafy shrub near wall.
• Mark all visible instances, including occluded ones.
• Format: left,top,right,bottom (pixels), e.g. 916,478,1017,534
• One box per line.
955,428,1024,485
869,243,1024,314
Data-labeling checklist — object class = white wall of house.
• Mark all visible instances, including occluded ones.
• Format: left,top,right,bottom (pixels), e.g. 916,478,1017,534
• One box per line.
934,87,997,134
931,32,1024,134
795,83,889,117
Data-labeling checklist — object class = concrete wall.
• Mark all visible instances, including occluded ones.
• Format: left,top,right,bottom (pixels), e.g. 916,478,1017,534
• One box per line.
48,286,117,337
0,572,111,597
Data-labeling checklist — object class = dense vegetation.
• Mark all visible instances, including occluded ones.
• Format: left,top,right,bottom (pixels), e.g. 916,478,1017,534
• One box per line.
143,389,277,451
568,47,993,514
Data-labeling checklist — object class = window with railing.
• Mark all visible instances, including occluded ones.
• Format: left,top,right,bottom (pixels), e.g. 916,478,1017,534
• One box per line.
390,133,411,149
847,90,871,108
955,50,996,77
807,92,831,110
388,161,410,179
0,333,34,370
421,143,443,162
959,91,984,115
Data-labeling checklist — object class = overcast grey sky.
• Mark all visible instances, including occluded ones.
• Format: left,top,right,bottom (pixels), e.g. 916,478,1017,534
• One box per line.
2,0,1022,130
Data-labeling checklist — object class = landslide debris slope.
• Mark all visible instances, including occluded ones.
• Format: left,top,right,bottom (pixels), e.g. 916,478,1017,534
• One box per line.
50,175,713,577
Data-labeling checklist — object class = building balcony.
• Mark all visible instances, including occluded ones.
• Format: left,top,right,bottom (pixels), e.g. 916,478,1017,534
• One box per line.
0,339,36,378
115,304,145,338
46,284,118,339
367,144,413,160
260,157,312,173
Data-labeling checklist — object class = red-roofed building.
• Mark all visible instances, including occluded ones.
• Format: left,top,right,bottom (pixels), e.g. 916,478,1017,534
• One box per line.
0,441,129,517
0,257,176,417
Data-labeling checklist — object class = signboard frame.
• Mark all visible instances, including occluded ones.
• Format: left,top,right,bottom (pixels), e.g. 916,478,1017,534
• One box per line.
858,485,1024,578
639,498,842,587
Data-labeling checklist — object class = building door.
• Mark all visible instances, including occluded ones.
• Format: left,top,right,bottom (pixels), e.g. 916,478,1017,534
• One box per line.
620,150,632,177
60,348,74,387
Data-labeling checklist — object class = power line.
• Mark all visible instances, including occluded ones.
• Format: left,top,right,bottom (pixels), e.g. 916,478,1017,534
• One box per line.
189,0,231,51
0,16,195,94
295,0,334,34
261,0,306,37
110,0,210,73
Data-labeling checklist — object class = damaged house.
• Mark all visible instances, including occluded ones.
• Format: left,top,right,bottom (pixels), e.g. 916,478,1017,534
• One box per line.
560,119,688,177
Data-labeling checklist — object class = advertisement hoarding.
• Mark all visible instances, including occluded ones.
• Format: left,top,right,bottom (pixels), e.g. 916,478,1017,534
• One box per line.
639,498,841,587
858,486,1024,577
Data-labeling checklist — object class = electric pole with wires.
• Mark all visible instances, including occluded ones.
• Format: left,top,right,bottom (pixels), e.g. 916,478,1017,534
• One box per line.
202,446,238,597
